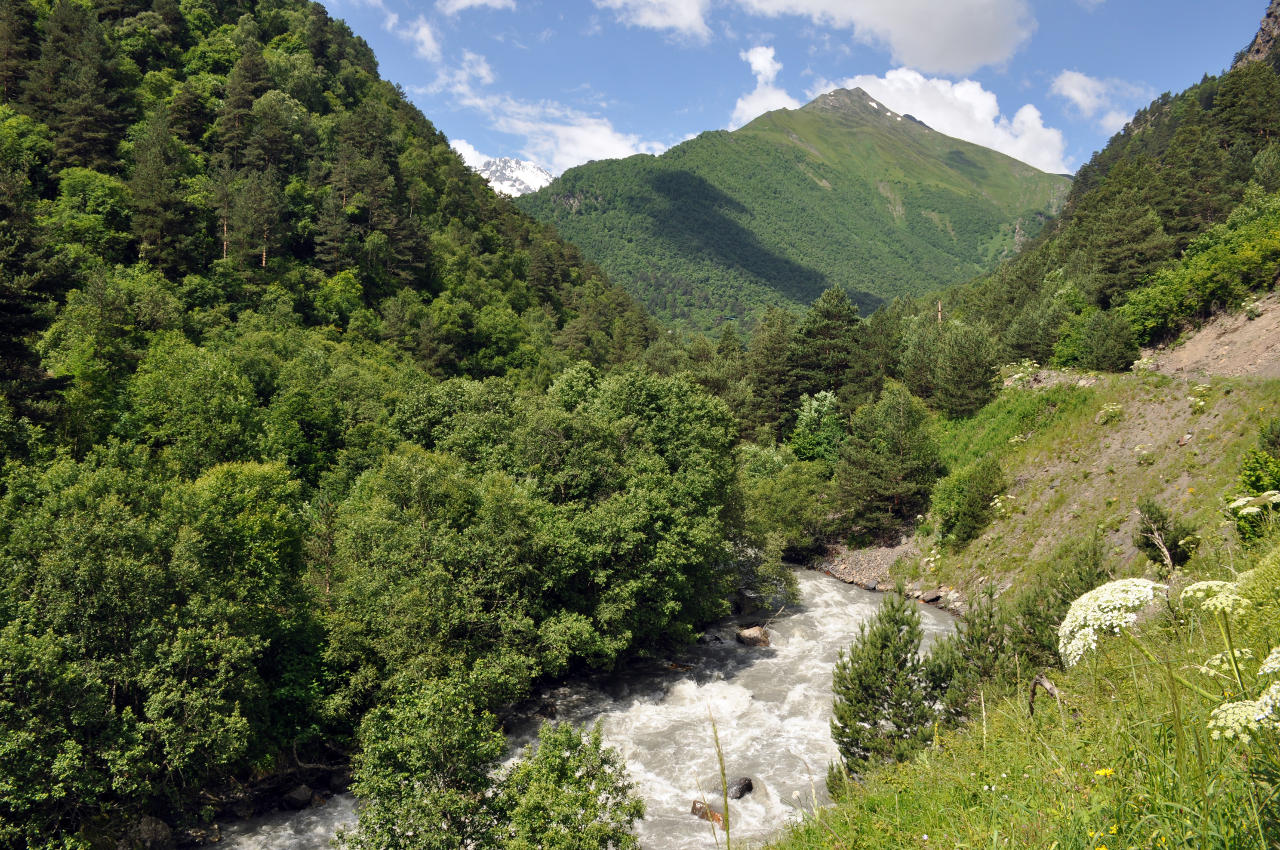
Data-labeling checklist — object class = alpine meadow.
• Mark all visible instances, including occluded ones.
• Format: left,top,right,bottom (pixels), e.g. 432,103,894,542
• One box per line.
1,0,1279,849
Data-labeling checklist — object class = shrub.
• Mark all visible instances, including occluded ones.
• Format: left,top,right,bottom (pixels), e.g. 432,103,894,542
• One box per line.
930,456,1006,547
1133,498,1198,574
1053,308,1139,372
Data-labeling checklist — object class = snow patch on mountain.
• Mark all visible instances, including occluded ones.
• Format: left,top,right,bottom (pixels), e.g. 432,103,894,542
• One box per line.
477,157,553,196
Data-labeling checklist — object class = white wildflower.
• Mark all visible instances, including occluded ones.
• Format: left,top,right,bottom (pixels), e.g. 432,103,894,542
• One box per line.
1180,580,1233,604
1256,682,1280,725
1058,579,1167,667
1200,592,1251,617
1205,648,1254,672
1260,647,1280,676
1208,699,1263,742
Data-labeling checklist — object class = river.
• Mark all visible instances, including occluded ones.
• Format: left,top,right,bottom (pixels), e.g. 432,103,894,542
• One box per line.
219,570,953,849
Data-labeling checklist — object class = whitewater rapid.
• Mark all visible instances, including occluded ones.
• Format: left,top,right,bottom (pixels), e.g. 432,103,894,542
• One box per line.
220,570,953,849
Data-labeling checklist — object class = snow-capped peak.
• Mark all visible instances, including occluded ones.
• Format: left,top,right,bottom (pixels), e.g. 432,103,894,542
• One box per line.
476,157,553,197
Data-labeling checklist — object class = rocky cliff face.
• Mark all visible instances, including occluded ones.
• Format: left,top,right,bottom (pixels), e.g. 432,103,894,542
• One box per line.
1234,0,1280,69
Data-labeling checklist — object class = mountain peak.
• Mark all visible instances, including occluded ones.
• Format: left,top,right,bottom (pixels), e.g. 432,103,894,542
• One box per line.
1234,0,1280,69
802,88,907,123
475,157,553,197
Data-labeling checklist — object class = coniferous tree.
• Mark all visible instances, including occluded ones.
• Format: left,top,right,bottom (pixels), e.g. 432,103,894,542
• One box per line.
789,287,876,407
933,321,999,418
213,44,268,169
23,0,126,172
0,0,37,102
742,307,797,439
835,380,941,541
229,167,285,268
830,589,934,778
129,109,200,274
0,106,58,417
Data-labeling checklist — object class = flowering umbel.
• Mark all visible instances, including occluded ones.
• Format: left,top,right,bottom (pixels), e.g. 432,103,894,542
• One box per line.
1058,579,1167,667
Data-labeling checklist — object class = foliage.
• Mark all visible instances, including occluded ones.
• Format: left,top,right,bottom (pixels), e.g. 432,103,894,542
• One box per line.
929,456,1005,547
835,381,942,542
342,679,506,850
829,589,937,779
1120,189,1280,344
1133,497,1198,573
788,390,843,462
1052,307,1138,372
498,722,645,850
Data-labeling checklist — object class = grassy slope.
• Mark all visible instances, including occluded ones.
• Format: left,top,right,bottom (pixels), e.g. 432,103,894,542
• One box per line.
516,89,1068,330
770,366,1280,849
904,369,1279,593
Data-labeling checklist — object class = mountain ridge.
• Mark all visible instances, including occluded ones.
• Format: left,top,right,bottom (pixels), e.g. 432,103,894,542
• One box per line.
516,88,1069,330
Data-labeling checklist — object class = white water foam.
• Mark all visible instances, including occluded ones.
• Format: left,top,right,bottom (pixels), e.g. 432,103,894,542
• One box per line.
221,571,952,849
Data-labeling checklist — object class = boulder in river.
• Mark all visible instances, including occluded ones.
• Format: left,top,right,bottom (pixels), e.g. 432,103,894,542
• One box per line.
920,589,943,604
727,776,754,799
281,784,313,810
735,625,770,647
690,799,724,826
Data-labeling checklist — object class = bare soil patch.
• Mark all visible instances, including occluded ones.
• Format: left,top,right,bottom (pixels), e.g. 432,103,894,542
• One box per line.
1146,292,1280,379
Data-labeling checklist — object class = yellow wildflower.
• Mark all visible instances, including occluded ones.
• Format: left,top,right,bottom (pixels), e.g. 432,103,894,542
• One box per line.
1094,768,1115,777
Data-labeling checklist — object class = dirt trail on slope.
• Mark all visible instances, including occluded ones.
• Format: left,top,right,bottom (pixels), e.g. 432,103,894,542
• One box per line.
1146,292,1280,379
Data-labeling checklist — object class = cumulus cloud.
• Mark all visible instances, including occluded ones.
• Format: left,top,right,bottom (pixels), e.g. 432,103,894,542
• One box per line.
591,0,712,39
451,138,491,169
1051,70,1149,134
730,46,802,129
437,0,515,13
812,68,1071,173
734,0,1034,75
426,50,666,174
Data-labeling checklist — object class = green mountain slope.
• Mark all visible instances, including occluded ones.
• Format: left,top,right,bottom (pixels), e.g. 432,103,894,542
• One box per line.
516,89,1070,329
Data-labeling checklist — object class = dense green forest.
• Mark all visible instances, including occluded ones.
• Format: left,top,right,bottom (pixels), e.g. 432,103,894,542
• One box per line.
0,0,741,844
4,0,1280,846
940,54,1280,367
516,89,1068,330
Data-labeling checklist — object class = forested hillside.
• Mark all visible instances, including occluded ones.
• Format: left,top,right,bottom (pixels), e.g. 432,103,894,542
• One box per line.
516,89,1068,330
941,50,1280,369
0,0,765,845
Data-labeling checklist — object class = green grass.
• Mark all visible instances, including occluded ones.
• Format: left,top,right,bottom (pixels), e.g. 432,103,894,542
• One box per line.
906,372,1280,592
771,542,1280,850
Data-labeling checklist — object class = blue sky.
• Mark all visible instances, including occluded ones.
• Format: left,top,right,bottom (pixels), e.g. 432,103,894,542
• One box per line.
318,0,1267,176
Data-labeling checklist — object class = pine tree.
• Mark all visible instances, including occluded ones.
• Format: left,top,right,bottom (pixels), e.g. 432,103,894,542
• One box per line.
129,109,199,274
830,589,934,777
23,0,126,172
789,287,874,404
933,321,999,418
213,45,268,169
742,307,798,438
0,0,37,102
835,381,941,541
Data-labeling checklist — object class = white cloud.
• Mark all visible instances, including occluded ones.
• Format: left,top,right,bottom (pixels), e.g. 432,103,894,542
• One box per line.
812,68,1071,173
1099,109,1130,134
734,0,1034,75
426,49,666,174
591,0,712,39
730,46,802,129
437,0,515,13
1051,70,1149,134
451,138,491,169
403,16,442,61
1050,70,1109,115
